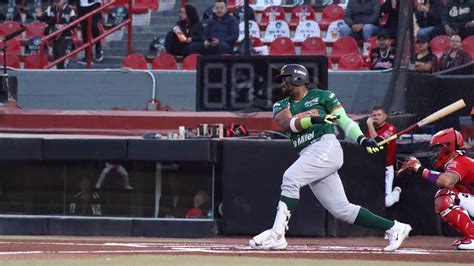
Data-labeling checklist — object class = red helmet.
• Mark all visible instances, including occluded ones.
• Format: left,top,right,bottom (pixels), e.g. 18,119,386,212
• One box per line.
429,128,464,169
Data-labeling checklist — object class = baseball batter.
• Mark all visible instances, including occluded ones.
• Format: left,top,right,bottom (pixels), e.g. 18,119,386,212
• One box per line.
249,64,412,251
399,128,474,250
365,106,401,207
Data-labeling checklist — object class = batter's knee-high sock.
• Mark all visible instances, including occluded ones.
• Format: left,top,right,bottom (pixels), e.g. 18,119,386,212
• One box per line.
280,195,298,213
354,207,395,230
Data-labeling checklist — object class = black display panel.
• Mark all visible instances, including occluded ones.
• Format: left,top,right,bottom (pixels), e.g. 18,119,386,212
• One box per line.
196,56,328,111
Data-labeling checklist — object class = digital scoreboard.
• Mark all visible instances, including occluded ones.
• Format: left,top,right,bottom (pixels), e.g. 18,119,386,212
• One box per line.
196,56,328,111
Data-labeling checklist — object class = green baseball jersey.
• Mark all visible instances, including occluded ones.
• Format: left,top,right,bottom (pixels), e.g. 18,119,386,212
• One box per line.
273,88,341,151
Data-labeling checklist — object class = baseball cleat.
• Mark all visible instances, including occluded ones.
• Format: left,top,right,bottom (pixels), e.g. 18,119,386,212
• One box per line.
249,229,288,250
383,220,412,252
457,239,474,250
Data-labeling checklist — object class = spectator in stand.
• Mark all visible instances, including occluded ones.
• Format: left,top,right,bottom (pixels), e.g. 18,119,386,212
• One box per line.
415,0,445,40
380,0,400,38
69,178,102,216
37,0,76,69
77,0,103,63
437,34,472,71
164,4,203,56
186,191,211,218
442,0,474,39
187,0,239,55
415,36,437,73
339,0,381,42
370,31,396,70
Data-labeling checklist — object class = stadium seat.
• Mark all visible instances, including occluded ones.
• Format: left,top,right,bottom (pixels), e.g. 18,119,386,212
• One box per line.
322,19,345,42
237,20,260,42
251,0,281,11
25,21,46,38
259,6,286,29
301,37,327,56
289,4,316,29
182,54,199,70
462,36,474,58
0,53,21,69
263,20,290,43
0,21,22,39
24,53,48,69
152,53,177,70
338,53,365,70
293,21,321,43
122,53,148,69
330,36,359,63
0,38,21,55
252,37,263,47
134,0,159,13
430,35,450,58
319,5,344,30
269,37,296,55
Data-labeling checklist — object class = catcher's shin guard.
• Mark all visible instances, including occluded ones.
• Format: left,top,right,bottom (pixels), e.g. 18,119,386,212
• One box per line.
435,189,474,240
272,201,291,236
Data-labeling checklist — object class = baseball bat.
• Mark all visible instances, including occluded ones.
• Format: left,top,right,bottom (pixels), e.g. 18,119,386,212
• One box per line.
376,99,466,146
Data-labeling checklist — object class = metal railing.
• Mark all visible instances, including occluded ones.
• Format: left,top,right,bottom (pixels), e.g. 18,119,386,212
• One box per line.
40,0,133,69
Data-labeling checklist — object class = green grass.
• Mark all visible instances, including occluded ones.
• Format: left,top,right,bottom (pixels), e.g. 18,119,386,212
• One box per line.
1,255,466,266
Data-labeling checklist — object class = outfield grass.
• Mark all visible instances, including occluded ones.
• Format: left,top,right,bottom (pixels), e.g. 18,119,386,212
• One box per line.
1,255,467,266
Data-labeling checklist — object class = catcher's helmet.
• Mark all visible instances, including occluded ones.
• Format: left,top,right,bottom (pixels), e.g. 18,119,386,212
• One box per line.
275,64,309,86
429,128,464,169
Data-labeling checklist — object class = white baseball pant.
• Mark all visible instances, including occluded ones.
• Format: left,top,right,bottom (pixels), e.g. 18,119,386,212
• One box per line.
281,134,361,224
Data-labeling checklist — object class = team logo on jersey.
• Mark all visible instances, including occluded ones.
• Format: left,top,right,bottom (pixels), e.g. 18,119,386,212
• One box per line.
292,131,315,147
304,97,319,107
446,161,457,170
294,109,319,119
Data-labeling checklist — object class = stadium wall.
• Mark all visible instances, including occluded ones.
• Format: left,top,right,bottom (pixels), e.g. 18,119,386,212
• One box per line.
12,70,390,113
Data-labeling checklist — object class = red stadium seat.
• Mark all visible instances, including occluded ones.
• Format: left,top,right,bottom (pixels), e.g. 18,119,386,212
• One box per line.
0,53,21,69
462,36,474,59
259,6,286,29
330,36,359,63
24,54,48,69
0,21,22,36
134,0,159,12
338,53,365,70
269,37,296,55
430,35,450,58
25,21,46,38
122,53,148,69
289,5,316,29
319,5,344,30
182,54,199,70
252,37,263,47
0,38,21,55
152,53,177,70
301,37,327,56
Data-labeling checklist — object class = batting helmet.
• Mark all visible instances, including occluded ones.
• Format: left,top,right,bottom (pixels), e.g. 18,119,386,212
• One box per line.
429,128,464,169
275,64,309,86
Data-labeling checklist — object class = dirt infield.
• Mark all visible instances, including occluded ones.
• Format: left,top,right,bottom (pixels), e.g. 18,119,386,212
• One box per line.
0,236,473,264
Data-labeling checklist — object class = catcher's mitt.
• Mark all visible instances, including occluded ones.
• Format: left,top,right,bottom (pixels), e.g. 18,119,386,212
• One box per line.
396,156,421,175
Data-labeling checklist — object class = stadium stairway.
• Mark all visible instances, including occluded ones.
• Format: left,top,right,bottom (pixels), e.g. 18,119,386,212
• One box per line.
69,1,181,69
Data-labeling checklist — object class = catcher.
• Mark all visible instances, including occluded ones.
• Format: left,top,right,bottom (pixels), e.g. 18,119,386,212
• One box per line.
398,128,474,250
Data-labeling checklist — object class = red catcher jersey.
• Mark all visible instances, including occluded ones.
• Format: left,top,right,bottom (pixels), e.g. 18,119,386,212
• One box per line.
445,155,474,192
365,123,397,166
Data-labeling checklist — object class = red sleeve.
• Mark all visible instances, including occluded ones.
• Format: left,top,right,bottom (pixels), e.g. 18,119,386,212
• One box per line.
445,160,468,180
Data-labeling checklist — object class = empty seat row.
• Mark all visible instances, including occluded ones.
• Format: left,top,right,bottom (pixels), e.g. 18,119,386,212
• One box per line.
122,53,198,70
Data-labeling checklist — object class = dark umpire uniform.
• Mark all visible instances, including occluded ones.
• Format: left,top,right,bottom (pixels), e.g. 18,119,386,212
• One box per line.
39,0,76,69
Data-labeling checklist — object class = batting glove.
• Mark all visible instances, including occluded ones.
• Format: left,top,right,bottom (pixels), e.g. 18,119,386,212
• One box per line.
311,114,341,125
397,156,421,175
358,137,384,154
